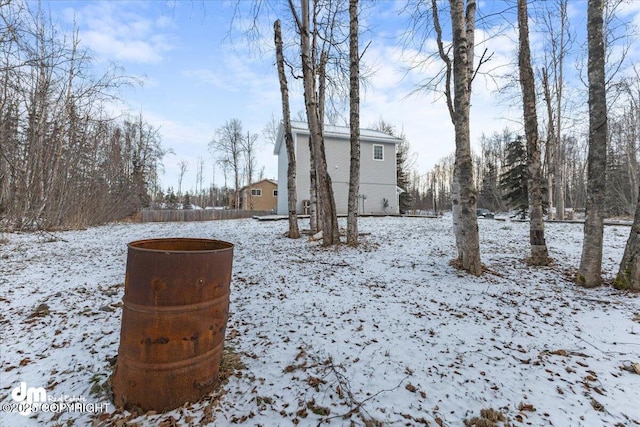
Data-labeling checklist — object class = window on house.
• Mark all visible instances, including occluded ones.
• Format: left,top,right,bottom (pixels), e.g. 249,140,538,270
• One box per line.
251,189,262,196
273,190,278,197
373,144,384,161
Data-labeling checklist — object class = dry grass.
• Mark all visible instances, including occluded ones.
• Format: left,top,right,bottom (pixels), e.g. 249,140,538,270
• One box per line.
464,407,511,427
217,346,247,383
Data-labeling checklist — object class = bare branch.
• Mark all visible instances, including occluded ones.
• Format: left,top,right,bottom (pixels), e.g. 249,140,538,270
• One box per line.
431,0,454,122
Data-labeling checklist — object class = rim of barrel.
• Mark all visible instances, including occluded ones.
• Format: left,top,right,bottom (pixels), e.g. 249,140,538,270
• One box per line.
128,237,234,253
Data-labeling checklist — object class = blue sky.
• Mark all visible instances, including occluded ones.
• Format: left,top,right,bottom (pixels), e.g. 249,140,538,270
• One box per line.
44,0,640,192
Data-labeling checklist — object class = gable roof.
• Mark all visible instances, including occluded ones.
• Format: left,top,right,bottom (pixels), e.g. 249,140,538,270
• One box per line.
274,121,403,155
239,179,278,192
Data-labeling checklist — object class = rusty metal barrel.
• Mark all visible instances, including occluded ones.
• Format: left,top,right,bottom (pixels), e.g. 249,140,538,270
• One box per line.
112,238,234,412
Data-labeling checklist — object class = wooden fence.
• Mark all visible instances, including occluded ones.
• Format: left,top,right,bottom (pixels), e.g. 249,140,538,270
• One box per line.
140,209,272,223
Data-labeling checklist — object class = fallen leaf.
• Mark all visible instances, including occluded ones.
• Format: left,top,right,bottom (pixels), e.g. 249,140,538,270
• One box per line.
591,398,605,412
518,402,536,412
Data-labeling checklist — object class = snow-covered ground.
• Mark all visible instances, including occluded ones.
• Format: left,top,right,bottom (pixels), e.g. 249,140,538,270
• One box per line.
1,217,638,427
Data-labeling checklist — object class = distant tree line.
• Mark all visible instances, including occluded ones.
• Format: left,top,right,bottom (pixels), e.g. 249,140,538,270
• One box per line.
401,100,638,221
0,1,165,231
150,182,242,211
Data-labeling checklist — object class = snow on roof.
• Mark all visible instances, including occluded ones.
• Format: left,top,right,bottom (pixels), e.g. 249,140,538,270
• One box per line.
239,178,277,191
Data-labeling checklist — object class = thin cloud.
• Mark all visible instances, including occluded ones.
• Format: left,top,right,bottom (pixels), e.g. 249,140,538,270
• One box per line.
61,2,175,64
182,69,227,89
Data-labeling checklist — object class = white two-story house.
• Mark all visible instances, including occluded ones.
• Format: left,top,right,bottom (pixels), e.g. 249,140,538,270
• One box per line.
274,121,402,215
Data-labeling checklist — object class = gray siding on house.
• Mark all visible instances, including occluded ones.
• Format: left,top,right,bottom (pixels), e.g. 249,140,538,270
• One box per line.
295,134,311,214
275,121,401,216
325,137,398,214
276,139,289,215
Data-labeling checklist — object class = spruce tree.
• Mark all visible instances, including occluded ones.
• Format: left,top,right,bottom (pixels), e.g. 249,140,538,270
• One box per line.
183,192,193,210
165,188,178,210
396,148,412,214
153,189,165,209
500,136,529,219
479,160,501,212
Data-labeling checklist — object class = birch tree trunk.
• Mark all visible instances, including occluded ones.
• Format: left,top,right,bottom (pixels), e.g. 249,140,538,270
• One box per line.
517,0,549,265
555,143,565,220
296,0,339,246
243,131,258,210
308,143,319,233
540,0,569,220
542,68,555,220
577,0,608,288
448,0,481,275
346,0,360,246
274,19,300,239
311,49,340,246
554,1,568,221
615,183,640,290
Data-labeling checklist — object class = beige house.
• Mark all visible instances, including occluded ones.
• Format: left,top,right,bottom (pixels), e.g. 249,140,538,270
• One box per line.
274,121,402,215
239,179,278,211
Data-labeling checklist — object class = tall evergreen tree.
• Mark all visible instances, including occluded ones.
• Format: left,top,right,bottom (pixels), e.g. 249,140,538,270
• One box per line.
373,119,413,214
479,160,500,212
165,188,178,210
153,189,165,209
183,192,193,210
500,136,529,219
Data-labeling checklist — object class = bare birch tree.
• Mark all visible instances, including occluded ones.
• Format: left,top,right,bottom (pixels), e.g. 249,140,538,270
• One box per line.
346,0,360,246
178,160,188,197
196,156,205,207
577,0,608,288
242,131,258,209
540,0,571,221
211,119,244,210
431,0,482,275
274,19,300,238
288,0,339,245
541,68,557,220
517,0,549,265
